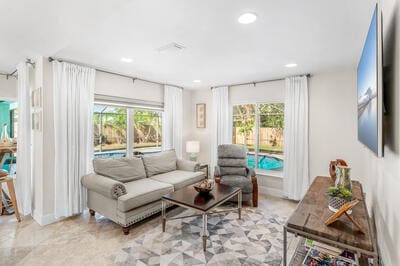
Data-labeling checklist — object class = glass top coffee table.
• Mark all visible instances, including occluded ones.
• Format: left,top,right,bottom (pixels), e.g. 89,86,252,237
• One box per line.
161,183,242,251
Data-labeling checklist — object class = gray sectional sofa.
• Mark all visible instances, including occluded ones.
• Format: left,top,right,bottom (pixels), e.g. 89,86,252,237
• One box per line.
81,150,205,234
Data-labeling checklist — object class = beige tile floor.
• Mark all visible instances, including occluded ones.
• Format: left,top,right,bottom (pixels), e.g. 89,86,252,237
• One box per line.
0,194,298,266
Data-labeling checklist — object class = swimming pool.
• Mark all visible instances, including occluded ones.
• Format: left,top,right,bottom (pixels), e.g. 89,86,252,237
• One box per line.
247,154,283,170
95,151,126,159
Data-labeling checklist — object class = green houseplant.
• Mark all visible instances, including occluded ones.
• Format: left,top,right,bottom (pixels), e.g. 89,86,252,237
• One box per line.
327,186,353,213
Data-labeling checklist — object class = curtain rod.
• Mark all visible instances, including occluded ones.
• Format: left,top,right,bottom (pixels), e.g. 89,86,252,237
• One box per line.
5,59,36,79
210,74,311,90
48,57,184,90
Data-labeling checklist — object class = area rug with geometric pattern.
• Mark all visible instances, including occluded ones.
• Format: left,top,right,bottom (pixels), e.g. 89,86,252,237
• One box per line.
109,208,290,266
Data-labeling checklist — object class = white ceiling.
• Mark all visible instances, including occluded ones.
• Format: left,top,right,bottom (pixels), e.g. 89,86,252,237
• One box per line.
0,0,375,89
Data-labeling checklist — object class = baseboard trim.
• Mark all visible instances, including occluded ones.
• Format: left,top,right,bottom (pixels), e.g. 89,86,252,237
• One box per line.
259,186,283,198
32,210,63,226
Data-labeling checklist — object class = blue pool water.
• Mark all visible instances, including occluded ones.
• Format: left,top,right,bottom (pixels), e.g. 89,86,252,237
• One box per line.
94,150,159,159
247,154,283,170
95,151,126,159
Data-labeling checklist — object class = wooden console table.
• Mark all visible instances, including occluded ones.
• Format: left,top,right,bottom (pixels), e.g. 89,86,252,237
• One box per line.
283,176,378,265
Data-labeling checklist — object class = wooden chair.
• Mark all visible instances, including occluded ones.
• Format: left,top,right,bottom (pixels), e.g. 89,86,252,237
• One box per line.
0,147,21,222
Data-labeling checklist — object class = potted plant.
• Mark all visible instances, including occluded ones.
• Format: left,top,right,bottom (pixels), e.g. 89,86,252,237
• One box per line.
327,186,353,213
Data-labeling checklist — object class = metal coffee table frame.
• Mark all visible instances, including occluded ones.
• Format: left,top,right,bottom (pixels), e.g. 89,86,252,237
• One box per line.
161,189,242,252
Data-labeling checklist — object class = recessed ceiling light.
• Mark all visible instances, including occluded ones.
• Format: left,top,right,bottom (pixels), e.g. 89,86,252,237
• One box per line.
238,13,257,24
193,80,201,83
285,63,297,68
121,57,133,63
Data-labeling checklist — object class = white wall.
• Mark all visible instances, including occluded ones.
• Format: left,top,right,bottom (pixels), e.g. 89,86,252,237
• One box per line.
229,80,285,104
360,0,400,264
95,71,163,103
31,56,56,224
0,74,17,101
309,69,365,181
189,89,213,163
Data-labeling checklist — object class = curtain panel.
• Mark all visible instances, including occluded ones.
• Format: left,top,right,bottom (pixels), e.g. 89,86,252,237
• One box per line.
15,62,32,216
162,85,183,158
53,61,95,218
211,86,232,176
283,75,309,200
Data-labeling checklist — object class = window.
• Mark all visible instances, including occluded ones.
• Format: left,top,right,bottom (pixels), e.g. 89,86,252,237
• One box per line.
232,103,284,171
93,104,163,158
133,110,162,153
93,105,127,158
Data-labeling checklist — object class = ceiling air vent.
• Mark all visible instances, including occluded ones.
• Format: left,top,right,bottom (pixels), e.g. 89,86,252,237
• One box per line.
156,42,186,53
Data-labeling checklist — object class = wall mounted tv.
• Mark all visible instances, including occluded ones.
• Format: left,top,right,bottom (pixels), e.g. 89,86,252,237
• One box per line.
357,4,383,157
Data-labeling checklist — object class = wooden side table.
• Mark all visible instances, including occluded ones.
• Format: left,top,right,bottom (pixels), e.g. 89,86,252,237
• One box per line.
0,145,20,222
283,176,378,265
0,177,21,222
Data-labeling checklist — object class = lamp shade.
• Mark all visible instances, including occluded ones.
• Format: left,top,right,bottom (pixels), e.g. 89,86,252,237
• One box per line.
186,141,200,153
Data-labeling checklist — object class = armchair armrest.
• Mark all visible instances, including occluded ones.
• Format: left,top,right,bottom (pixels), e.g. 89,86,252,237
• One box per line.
176,159,200,172
247,167,258,207
81,174,127,199
247,167,256,177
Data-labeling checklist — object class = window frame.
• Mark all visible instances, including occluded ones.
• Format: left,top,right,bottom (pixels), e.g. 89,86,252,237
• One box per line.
93,101,163,158
131,108,163,155
232,101,284,175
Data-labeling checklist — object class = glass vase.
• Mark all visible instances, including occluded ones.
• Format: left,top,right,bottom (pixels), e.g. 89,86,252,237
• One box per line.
335,165,352,191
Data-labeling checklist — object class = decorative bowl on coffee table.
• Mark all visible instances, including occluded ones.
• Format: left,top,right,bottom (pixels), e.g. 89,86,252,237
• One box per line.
194,180,214,194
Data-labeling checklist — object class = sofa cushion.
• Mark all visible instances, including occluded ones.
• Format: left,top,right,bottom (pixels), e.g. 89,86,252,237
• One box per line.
93,157,146,183
142,150,177,177
220,175,253,194
150,170,205,190
118,179,174,212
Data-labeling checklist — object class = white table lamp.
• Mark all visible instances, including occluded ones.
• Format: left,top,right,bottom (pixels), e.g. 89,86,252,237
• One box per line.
186,141,200,161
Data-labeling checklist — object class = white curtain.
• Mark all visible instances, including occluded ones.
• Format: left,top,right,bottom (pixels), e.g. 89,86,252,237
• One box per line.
211,86,231,176
15,62,32,216
53,61,95,218
162,85,183,158
283,76,309,201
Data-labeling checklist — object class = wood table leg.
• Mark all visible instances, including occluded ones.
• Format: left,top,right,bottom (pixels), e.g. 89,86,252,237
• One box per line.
0,184,2,215
6,179,21,222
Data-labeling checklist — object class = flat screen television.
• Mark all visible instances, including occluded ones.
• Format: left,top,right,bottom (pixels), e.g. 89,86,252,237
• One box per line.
357,4,383,157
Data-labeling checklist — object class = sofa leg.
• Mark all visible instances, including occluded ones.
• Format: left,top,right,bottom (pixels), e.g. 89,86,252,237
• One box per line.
89,209,95,216
122,226,130,235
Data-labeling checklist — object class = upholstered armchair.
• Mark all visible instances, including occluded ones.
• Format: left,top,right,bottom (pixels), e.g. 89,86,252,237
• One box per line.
214,144,258,207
